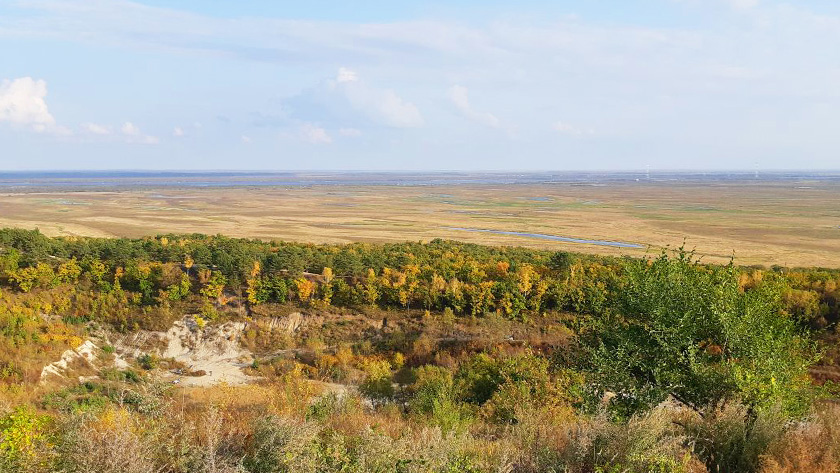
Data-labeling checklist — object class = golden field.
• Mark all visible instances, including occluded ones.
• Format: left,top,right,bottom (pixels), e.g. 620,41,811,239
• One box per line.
1,179,839,267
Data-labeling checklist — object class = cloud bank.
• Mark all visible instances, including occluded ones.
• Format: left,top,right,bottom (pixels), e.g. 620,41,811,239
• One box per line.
2,0,840,170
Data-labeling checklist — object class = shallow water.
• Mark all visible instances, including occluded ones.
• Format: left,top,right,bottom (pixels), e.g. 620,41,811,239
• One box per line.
2,170,839,191
446,227,644,248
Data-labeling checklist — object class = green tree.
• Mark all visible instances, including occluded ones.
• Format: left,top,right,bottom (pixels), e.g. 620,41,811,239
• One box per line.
359,358,394,403
166,273,191,301
582,250,817,419
9,263,56,292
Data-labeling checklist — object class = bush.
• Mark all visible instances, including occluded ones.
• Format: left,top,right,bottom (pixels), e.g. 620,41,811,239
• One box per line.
559,408,702,473
681,403,787,473
455,351,576,425
0,407,54,473
583,249,818,419
55,408,159,473
762,404,840,473
359,358,394,403
137,353,159,371
306,392,342,422
42,383,110,414
407,365,473,434
244,415,319,473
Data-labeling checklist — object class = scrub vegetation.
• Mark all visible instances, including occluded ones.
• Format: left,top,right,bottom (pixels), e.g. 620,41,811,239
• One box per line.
1,227,839,472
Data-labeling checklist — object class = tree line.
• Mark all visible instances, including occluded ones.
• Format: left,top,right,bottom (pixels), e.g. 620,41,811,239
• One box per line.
1,228,838,328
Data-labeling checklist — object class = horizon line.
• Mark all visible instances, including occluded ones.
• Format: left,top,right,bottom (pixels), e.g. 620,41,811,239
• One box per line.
3,169,840,174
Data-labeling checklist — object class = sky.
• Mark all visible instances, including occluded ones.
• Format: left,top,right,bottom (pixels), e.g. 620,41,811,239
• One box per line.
1,0,839,171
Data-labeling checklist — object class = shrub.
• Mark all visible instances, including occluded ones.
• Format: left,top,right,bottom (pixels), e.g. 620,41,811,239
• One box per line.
137,353,159,371
455,351,573,421
244,415,318,473
407,365,473,434
55,408,159,473
554,408,703,473
306,392,341,422
100,368,141,383
359,358,394,403
681,402,787,473
761,404,840,473
582,249,818,419
0,406,54,472
42,383,110,414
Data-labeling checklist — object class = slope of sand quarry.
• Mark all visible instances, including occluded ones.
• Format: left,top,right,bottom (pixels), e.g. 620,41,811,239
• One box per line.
40,340,100,382
114,316,256,387
40,339,131,383
110,312,310,386
41,312,358,392
160,317,255,386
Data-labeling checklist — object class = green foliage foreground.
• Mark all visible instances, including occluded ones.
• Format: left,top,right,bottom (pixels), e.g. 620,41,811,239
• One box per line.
583,250,818,419
0,228,836,472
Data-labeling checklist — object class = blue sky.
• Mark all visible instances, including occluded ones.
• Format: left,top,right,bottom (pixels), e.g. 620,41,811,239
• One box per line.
1,0,839,171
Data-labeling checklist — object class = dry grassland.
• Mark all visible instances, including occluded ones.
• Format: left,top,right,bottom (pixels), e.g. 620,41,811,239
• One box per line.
1,179,839,267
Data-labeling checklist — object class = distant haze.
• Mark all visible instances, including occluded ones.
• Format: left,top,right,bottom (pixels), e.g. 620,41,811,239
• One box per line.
1,1,839,171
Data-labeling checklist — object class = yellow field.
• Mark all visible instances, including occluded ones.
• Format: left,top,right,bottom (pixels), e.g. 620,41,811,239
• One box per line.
1,179,839,267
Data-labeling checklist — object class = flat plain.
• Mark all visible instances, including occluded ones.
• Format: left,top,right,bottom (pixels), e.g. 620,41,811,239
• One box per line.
1,175,839,267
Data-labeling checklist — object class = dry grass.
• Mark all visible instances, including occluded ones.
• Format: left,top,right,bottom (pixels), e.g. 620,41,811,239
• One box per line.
761,404,840,473
1,179,839,267
10,372,840,473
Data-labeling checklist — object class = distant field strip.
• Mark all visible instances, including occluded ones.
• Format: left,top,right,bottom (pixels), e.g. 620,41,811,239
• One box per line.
1,178,839,267
445,227,645,248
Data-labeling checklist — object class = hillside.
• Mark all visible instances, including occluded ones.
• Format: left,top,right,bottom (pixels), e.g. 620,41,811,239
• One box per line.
0,228,839,472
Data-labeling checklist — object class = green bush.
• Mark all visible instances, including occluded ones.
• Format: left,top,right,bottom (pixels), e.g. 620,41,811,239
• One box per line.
359,359,394,403
244,415,318,473
582,249,818,419
0,407,54,472
137,353,159,371
557,408,699,473
407,365,473,434
42,383,111,414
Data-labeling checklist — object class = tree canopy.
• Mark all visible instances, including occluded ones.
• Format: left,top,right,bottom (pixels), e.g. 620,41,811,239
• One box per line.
582,250,818,418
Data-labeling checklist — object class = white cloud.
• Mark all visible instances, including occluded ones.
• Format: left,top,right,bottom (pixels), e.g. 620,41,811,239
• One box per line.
332,68,424,128
4,1,840,169
726,0,759,10
299,123,332,144
82,121,163,143
0,77,58,132
81,122,110,135
121,121,158,144
362,88,424,128
286,68,424,128
241,135,252,144
553,121,594,136
121,121,140,135
448,85,500,128
336,67,358,83
172,126,184,137
339,127,362,137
